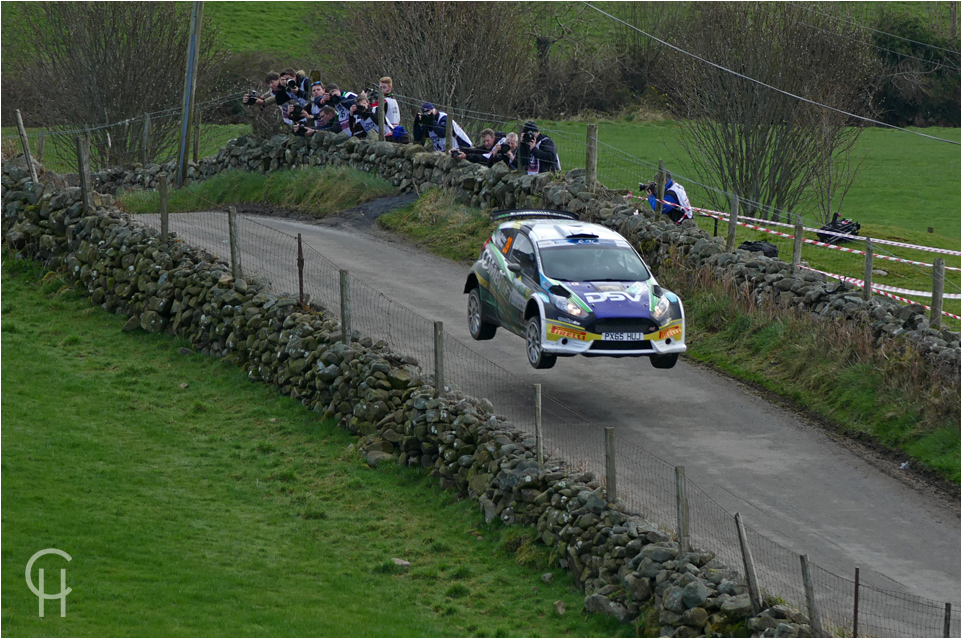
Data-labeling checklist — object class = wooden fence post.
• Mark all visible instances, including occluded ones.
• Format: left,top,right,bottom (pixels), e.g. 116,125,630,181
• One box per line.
76,132,93,213
944,602,952,638
734,513,763,615
585,123,598,192
37,132,45,162
534,384,544,466
297,233,305,305
605,427,616,503
853,566,860,637
655,159,666,216
142,112,151,165
792,212,804,273
159,173,169,243
931,258,945,328
340,270,351,344
862,238,874,300
192,104,201,164
15,109,38,182
434,321,445,398
675,466,690,557
228,206,242,280
726,196,740,252
377,97,386,142
800,554,825,636
444,111,453,152
516,120,524,173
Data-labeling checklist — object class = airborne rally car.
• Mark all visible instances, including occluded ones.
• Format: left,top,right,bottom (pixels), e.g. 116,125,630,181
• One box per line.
464,210,686,370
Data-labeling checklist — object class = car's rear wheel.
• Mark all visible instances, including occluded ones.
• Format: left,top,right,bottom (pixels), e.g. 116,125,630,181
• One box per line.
467,288,497,340
526,316,557,369
650,353,678,369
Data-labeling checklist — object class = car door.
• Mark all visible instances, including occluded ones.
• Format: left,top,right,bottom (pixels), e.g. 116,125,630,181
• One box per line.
504,232,538,332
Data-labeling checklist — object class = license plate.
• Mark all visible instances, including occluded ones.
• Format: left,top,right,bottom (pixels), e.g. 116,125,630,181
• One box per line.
602,332,645,341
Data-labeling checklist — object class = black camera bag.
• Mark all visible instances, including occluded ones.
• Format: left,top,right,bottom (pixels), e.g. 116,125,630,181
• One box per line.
738,240,779,258
816,212,861,245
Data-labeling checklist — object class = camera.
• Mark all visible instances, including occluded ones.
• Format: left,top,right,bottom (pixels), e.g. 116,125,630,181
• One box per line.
326,92,341,105
521,131,536,145
243,90,259,105
286,77,298,90
640,181,657,194
290,104,305,120
449,148,464,158
293,123,309,137
365,86,380,101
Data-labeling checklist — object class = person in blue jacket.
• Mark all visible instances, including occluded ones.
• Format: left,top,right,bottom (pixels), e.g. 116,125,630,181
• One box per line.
644,171,693,224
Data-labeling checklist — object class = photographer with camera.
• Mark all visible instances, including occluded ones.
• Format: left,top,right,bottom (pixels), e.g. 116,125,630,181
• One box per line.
449,128,505,164
293,105,339,137
413,103,472,152
642,171,692,225
518,121,560,175
316,83,356,135
489,132,519,169
349,92,380,138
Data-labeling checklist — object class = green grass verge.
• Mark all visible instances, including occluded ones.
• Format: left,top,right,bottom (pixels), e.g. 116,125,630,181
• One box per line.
377,194,961,484
117,166,396,218
0,253,634,637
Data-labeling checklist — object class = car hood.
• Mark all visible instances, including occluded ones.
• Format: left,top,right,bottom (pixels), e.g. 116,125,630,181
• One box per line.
563,281,652,318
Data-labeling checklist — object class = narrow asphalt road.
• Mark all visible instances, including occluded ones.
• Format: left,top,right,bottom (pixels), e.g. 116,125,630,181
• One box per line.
152,209,960,631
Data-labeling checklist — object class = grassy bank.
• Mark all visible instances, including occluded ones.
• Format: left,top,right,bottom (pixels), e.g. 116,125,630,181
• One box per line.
117,166,396,218
0,254,632,637
377,191,961,485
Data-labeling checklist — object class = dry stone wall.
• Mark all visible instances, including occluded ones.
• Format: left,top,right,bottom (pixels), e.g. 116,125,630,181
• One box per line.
85,131,960,373
4,160,820,637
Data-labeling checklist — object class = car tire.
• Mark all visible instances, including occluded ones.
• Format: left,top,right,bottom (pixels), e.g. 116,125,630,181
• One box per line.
525,316,557,369
467,288,497,340
650,353,678,369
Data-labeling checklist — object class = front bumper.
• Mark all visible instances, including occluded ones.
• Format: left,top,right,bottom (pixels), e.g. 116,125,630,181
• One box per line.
541,318,686,357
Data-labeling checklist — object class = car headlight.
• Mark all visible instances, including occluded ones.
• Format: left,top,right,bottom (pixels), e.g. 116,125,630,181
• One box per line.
553,296,585,317
651,295,671,323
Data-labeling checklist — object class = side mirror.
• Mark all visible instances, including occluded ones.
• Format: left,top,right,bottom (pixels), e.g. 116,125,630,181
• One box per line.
507,263,522,274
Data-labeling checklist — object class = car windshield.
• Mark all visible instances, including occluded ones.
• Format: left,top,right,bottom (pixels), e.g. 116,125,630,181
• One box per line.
539,244,650,282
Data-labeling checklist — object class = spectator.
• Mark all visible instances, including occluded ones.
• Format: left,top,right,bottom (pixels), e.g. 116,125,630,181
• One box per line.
389,125,411,144
375,76,401,138
518,121,560,175
450,128,505,164
413,103,472,151
644,171,692,224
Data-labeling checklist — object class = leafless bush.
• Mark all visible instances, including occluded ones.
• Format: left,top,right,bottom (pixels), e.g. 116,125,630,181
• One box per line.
672,2,878,222
9,2,226,167
315,2,533,121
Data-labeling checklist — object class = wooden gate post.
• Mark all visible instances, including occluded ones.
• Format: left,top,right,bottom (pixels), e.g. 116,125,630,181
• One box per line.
15,109,38,182
931,258,945,328
585,123,598,192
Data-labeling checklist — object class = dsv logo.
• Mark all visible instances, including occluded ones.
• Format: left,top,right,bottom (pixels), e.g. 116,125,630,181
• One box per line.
25,548,72,618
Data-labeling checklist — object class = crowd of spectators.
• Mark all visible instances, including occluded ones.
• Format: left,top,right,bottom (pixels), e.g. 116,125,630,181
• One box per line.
243,68,560,174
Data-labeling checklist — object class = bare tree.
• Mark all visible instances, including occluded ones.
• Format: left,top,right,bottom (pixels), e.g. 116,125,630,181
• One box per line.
673,3,877,222
321,2,532,130
10,2,224,168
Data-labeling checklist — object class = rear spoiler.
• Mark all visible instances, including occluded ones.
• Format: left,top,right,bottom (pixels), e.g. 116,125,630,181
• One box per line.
490,209,579,223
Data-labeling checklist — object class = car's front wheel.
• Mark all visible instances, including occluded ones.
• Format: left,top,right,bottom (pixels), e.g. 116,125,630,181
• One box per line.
467,288,497,340
526,316,557,369
650,353,678,369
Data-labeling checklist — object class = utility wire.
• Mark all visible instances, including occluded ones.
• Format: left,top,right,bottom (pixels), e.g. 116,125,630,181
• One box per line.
581,1,961,146
787,1,962,56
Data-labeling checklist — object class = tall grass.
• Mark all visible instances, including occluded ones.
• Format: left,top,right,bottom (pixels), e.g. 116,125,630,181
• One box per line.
657,254,960,483
118,166,396,218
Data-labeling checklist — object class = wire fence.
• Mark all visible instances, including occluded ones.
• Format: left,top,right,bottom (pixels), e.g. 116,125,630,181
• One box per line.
132,198,960,638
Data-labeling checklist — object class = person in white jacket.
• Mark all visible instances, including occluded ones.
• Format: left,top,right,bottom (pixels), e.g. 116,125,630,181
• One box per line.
645,171,692,224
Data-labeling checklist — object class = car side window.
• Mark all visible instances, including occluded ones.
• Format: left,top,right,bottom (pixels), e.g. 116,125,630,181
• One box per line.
493,227,518,255
509,233,537,279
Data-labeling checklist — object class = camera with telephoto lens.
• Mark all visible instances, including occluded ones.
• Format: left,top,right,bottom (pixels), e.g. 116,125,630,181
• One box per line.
640,181,657,194
285,77,299,90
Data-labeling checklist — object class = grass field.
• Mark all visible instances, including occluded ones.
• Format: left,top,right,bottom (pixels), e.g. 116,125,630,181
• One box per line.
0,254,632,637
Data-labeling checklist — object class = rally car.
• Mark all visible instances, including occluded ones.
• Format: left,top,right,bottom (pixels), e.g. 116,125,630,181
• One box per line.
464,209,686,369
